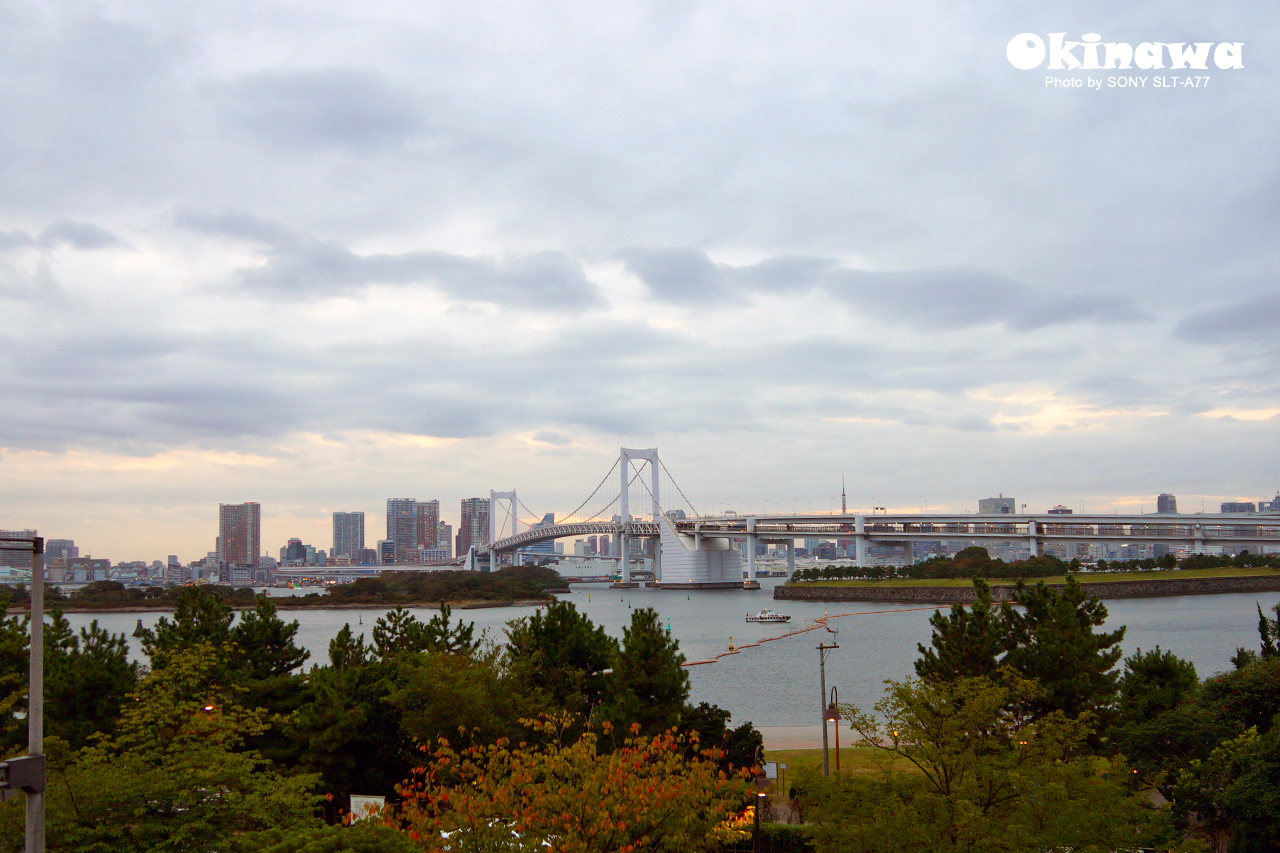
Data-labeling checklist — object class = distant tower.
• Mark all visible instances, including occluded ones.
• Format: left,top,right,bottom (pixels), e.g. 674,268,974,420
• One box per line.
841,477,847,514
1156,494,1177,514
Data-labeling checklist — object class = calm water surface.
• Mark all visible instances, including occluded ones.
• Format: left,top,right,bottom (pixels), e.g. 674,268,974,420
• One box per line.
66,580,1279,742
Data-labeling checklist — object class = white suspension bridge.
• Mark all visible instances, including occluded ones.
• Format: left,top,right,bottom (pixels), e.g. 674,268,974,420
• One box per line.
479,447,1280,589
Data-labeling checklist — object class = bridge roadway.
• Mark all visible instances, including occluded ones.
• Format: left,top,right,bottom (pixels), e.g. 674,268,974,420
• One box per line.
490,512,1280,577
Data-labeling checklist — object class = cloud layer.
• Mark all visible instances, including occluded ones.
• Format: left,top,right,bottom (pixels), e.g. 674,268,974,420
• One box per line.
2,0,1278,559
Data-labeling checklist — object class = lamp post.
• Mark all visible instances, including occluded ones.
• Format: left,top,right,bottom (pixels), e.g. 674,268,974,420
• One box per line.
752,745,768,853
817,635,838,777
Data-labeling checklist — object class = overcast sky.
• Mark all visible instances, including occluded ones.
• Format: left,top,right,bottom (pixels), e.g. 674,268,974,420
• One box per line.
2,0,1278,562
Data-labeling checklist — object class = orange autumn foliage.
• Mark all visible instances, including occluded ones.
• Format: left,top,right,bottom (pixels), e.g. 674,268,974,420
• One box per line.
396,717,752,853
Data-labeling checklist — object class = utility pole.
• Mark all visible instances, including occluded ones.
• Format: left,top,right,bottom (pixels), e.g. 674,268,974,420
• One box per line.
28,537,43,853
0,535,44,852
817,636,839,777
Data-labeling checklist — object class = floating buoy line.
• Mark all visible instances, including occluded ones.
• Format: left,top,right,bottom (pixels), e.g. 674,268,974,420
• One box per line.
682,605,940,668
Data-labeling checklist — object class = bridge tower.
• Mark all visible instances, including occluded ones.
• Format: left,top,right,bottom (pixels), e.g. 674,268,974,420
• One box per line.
489,490,517,571
619,447,661,584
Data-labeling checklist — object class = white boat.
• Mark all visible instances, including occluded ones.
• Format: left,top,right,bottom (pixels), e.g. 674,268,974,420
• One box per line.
746,609,791,623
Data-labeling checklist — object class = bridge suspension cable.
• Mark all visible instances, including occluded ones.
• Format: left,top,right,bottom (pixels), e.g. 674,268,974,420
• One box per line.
578,467,647,523
659,456,700,517
555,456,621,524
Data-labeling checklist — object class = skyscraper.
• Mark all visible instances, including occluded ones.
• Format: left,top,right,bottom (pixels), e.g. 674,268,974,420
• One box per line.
0,530,36,570
978,496,1016,514
333,511,365,560
386,499,417,562
457,498,490,556
217,503,261,568
46,539,78,562
417,500,441,548
1156,494,1178,514
437,521,453,558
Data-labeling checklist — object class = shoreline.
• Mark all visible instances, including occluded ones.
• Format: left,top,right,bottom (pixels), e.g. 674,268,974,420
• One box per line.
5,597,553,615
774,573,1280,603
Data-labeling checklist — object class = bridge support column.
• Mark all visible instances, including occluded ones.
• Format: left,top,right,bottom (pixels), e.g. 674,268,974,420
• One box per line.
1027,520,1039,558
786,540,795,577
1193,523,1204,555
854,515,867,568
620,533,629,584
746,518,756,583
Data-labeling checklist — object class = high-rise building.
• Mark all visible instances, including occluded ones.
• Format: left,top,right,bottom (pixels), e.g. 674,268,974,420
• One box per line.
1260,495,1280,513
436,521,453,559
1221,501,1257,514
1156,494,1178,514
386,499,417,562
217,503,260,568
978,496,1016,514
46,539,78,562
1047,505,1073,514
417,500,440,549
522,513,557,557
0,530,36,569
332,511,365,561
457,498,490,556
377,539,395,564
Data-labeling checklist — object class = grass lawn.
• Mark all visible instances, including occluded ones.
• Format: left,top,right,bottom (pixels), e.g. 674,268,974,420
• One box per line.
792,565,1280,588
765,746,918,779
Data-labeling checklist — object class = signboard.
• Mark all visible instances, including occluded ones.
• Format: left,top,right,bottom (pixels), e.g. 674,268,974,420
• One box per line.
349,794,385,823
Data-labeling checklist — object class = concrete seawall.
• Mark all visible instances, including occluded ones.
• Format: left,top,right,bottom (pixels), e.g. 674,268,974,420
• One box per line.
774,574,1280,604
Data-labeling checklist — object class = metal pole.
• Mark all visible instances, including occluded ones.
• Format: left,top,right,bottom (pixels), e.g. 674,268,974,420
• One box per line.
818,644,829,778
28,536,44,853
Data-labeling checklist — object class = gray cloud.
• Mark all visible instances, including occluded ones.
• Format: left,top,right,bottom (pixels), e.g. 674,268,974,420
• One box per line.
0,231,33,251
216,68,424,153
1176,291,1280,344
622,247,1151,330
39,221,121,250
174,210,603,308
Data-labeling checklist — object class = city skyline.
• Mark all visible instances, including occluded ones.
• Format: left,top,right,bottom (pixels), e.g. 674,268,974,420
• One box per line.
2,3,1279,561
9,483,1280,566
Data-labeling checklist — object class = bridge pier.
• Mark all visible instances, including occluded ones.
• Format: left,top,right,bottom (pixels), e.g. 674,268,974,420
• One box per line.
786,540,795,577
1027,520,1039,557
854,515,867,568
652,536,662,580
746,518,756,582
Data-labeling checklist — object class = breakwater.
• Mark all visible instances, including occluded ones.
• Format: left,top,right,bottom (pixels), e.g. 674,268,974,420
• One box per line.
774,574,1280,603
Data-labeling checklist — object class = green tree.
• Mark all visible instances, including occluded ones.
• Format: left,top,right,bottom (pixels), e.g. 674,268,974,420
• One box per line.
371,605,478,657
229,594,311,680
915,578,1125,722
914,578,1004,681
505,600,616,713
139,586,236,668
1200,654,1280,735
1114,646,1199,728
813,672,1167,853
679,701,763,771
602,607,689,736
44,611,139,748
1001,577,1125,720
1256,601,1279,659
0,645,321,853
231,823,420,853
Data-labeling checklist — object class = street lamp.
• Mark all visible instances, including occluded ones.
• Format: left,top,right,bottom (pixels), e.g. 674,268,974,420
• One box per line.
823,687,842,776
752,745,769,853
